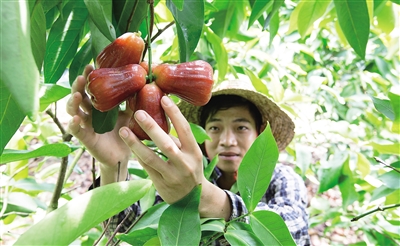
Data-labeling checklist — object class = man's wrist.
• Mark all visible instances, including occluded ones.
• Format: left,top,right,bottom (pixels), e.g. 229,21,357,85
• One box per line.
99,161,129,186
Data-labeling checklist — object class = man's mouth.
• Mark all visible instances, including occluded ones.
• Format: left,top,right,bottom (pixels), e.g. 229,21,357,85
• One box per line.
218,152,240,159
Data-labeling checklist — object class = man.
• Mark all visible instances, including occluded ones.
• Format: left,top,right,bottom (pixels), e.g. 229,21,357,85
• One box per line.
66,65,310,245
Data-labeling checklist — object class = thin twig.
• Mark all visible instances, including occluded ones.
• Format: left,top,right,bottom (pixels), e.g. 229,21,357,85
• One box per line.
63,147,85,185
46,109,72,142
92,157,97,188
106,210,133,246
94,218,113,246
351,203,400,222
151,21,175,43
374,157,400,173
125,0,140,33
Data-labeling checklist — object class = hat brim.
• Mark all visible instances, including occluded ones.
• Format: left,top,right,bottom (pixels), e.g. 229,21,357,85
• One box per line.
178,86,295,151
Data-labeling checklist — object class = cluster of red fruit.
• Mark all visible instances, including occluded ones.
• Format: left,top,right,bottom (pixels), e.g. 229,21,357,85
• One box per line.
86,32,214,140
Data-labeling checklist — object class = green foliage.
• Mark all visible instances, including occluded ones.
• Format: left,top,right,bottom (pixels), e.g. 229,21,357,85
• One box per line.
1,0,399,245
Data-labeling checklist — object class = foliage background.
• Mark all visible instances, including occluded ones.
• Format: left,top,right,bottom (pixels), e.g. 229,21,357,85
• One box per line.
1,0,399,245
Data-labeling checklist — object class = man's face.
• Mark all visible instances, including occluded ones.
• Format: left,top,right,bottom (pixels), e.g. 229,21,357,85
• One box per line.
204,106,259,174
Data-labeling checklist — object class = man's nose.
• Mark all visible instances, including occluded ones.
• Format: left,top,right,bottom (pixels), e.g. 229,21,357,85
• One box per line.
219,129,237,146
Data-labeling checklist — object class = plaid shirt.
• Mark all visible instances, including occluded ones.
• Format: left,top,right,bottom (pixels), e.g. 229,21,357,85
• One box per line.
101,163,310,245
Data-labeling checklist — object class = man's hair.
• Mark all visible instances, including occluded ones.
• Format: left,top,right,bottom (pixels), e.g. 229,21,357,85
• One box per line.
199,95,263,133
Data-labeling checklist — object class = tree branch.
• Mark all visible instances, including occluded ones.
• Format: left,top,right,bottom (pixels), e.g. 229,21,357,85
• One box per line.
374,157,400,173
351,203,400,222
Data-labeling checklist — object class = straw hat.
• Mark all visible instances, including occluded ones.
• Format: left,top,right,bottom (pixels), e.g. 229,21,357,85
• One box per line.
178,79,295,151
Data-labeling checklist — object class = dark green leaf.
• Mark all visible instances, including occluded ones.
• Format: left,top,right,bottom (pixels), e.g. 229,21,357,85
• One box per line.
44,0,88,84
0,143,77,164
14,180,152,245
167,0,204,62
39,84,71,111
1,0,39,117
225,229,264,245
338,156,358,208
30,2,46,71
88,18,112,58
250,210,296,245
263,0,284,30
268,9,279,45
190,122,210,144
69,38,93,86
333,0,370,59
128,167,148,179
200,218,225,232
84,0,116,41
0,85,25,155
158,185,201,245
237,123,278,212
248,0,272,28
318,150,348,193
371,185,397,201
209,2,235,38
92,106,119,134
390,0,400,4
379,170,400,189
370,95,395,120
114,0,148,34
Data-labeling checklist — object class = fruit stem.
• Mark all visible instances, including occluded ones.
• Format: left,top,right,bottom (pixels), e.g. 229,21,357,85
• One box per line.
146,0,154,82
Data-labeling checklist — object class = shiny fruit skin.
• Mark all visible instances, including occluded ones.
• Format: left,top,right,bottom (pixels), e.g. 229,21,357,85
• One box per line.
96,32,145,68
128,83,170,140
87,64,147,112
153,60,214,106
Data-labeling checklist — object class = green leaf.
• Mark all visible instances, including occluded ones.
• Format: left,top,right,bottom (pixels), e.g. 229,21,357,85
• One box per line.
44,0,88,84
190,123,210,144
295,144,312,176
318,150,348,193
224,229,264,245
0,0,39,117
209,1,235,38
204,26,228,81
119,227,158,245
158,185,201,245
39,84,71,111
338,155,358,208
0,87,25,155
84,0,115,41
297,0,331,39
200,218,225,232
248,0,272,28
14,180,152,245
263,0,284,30
167,0,204,62
237,123,279,212
250,210,296,245
68,38,93,86
369,142,400,155
172,0,184,11
379,170,400,189
0,192,38,217
268,8,279,44
0,143,77,164
88,17,111,58
390,0,400,4
30,1,46,71
371,185,397,201
132,202,169,231
92,106,119,134
376,1,396,34
114,0,148,34
388,89,400,133
370,95,395,120
333,0,370,59
204,155,218,181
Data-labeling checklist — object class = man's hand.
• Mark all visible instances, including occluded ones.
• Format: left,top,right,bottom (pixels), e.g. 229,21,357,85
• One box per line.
119,96,231,220
66,65,132,183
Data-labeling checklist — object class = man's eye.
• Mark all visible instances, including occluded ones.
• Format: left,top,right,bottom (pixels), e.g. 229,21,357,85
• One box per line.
238,126,248,131
208,126,218,131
